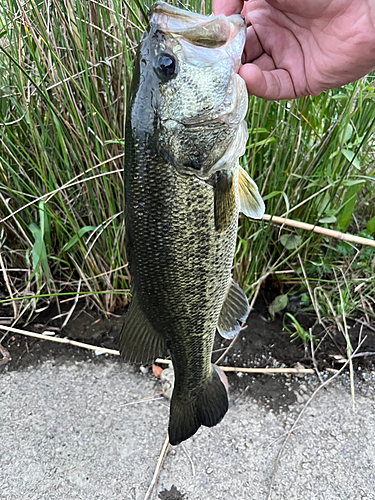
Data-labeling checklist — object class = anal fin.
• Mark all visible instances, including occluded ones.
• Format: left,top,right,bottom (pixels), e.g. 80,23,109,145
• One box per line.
217,278,249,339
238,166,265,219
119,294,166,364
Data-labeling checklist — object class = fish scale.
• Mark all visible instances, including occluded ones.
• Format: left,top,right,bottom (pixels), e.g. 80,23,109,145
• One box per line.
128,155,238,348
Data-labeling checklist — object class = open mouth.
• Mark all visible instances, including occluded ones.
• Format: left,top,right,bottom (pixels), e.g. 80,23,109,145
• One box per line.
150,1,246,59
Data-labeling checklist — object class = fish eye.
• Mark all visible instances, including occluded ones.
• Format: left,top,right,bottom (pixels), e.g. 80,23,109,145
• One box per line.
155,53,178,81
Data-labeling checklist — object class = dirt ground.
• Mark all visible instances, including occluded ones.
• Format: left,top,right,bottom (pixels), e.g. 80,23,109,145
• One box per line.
2,289,374,380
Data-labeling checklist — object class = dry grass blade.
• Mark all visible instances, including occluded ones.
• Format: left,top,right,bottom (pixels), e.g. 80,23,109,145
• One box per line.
120,393,164,407
336,271,356,410
0,253,17,319
181,442,196,477
143,434,171,500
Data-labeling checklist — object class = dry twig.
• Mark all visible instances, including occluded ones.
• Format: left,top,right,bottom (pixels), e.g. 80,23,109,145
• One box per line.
0,325,120,356
155,359,314,375
263,214,375,247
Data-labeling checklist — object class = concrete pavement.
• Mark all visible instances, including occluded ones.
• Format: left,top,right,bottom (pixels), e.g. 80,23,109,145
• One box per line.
1,358,375,500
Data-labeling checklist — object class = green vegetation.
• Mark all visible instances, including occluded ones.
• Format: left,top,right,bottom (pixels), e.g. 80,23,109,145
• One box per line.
0,0,374,335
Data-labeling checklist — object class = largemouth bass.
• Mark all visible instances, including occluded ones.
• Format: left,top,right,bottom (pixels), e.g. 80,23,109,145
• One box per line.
120,1,264,445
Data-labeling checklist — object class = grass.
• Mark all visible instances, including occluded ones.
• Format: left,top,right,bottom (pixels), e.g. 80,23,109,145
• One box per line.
0,0,374,338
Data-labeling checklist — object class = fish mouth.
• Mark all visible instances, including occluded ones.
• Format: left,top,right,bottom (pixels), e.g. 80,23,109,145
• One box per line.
150,1,245,54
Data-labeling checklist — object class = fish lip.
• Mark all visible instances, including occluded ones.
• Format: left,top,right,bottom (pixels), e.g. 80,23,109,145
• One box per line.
149,1,246,48
150,1,207,21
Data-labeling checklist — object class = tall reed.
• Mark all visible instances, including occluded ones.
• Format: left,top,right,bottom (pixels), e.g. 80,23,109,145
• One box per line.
0,0,374,322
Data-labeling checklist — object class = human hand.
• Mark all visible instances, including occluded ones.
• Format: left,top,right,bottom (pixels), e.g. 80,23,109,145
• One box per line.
213,0,375,100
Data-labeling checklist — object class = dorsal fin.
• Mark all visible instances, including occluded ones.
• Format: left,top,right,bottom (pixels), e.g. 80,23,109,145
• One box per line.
238,166,265,219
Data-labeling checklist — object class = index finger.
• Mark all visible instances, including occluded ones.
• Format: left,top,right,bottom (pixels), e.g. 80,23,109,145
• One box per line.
212,0,244,15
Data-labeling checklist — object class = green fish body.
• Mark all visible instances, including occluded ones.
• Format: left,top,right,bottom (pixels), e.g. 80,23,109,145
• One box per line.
120,1,264,445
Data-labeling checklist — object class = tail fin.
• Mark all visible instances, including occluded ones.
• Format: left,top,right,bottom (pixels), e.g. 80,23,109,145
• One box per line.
168,366,228,445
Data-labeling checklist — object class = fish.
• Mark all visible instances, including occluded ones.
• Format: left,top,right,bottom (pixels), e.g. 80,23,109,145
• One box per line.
120,1,264,445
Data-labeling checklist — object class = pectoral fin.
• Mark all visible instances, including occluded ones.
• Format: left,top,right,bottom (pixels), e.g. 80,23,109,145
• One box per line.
119,294,166,364
213,171,236,233
217,279,249,339
238,166,265,219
